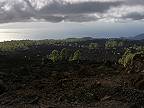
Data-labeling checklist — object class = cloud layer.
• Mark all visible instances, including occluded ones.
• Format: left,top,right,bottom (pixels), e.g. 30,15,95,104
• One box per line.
0,0,144,23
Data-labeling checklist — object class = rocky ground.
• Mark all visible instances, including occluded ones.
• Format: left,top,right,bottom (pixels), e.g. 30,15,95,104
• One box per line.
0,51,144,108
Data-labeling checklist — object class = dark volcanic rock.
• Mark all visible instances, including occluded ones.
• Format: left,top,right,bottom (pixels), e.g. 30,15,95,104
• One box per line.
0,79,7,94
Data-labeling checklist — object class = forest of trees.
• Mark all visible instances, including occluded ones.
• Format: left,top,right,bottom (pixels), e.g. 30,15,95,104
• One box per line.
0,39,143,52
0,38,144,66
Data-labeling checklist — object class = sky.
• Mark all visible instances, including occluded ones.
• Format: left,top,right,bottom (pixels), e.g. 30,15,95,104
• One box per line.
0,0,144,41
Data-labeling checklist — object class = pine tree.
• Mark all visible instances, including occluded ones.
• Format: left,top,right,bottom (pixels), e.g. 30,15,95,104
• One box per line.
73,50,81,63
60,48,68,61
49,50,59,62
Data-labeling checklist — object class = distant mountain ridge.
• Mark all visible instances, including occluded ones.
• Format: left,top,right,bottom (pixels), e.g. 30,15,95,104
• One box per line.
65,37,94,42
128,33,144,40
120,33,144,40
133,33,144,40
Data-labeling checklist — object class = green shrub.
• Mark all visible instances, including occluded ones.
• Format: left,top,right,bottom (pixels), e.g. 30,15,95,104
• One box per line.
89,43,98,49
119,49,135,67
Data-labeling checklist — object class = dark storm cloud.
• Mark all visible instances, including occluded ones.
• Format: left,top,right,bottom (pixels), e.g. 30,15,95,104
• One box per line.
64,14,99,22
123,12,144,20
0,0,144,23
125,0,144,5
35,1,123,22
0,0,123,23
39,1,123,14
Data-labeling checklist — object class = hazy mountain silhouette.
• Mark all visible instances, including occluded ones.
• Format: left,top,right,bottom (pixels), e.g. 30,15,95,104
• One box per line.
129,33,144,40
